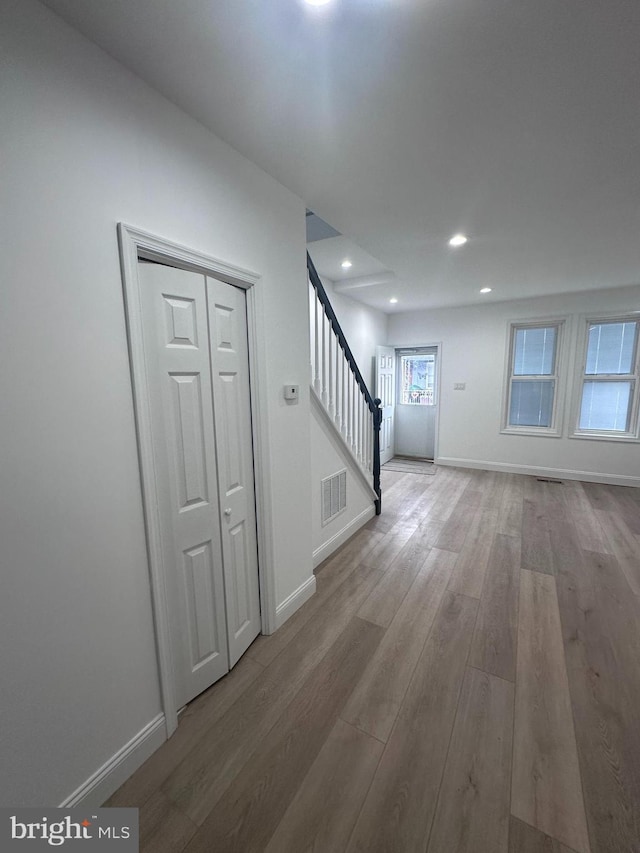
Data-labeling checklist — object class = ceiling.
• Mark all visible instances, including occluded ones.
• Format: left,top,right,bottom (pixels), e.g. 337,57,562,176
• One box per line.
41,0,640,313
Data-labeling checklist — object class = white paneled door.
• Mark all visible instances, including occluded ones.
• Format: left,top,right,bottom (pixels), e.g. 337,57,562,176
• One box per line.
206,276,261,667
138,261,260,709
376,346,396,465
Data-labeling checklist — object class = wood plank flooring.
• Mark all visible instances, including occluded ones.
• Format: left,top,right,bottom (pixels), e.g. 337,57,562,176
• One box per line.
511,570,590,852
107,467,640,853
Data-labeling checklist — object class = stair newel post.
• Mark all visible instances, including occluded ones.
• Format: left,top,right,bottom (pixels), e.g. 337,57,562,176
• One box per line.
373,397,383,515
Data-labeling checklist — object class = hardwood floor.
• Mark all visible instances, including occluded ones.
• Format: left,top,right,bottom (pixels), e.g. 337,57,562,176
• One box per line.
107,467,640,853
511,570,590,852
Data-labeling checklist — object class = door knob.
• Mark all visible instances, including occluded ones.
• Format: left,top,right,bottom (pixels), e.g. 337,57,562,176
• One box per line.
224,508,232,517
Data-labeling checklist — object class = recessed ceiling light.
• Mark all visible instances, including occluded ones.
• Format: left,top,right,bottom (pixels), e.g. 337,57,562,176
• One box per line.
389,298,398,304
480,287,492,293
448,234,468,247
305,0,331,6
341,259,352,269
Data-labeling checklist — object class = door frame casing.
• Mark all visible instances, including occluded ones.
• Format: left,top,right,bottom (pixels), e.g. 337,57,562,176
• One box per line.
118,223,276,736
391,341,443,462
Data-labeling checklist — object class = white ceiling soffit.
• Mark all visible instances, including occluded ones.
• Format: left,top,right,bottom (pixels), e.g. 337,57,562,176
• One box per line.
306,211,341,243
41,0,640,312
333,273,397,293
307,235,391,286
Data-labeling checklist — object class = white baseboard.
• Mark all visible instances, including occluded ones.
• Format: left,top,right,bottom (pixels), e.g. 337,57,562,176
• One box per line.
59,714,166,808
274,575,317,632
312,504,377,569
436,456,640,488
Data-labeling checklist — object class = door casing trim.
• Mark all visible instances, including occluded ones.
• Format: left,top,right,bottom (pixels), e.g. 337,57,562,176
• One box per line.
390,342,442,461
118,223,276,736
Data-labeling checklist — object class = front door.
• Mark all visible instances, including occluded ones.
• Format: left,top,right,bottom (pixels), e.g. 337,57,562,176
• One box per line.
394,347,438,460
139,261,260,709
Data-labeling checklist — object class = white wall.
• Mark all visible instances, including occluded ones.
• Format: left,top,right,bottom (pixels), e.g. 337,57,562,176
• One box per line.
320,277,388,393
310,398,377,565
0,0,313,808
389,285,640,484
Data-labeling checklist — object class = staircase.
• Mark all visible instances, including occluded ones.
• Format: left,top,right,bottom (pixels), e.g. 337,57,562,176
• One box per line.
307,252,382,515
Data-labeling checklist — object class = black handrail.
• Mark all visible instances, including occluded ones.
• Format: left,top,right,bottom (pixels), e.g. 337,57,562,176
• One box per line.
307,251,382,514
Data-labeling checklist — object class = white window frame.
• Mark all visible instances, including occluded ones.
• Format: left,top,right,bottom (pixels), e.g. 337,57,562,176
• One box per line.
501,318,567,437
396,348,438,407
570,312,640,443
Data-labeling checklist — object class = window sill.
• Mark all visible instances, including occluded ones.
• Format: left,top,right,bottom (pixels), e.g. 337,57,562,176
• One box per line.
569,431,640,443
501,427,562,438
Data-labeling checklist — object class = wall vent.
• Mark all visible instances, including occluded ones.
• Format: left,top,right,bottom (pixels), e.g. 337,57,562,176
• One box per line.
321,470,347,525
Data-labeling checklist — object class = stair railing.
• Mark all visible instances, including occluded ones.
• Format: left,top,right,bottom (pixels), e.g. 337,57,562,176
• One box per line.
308,252,382,514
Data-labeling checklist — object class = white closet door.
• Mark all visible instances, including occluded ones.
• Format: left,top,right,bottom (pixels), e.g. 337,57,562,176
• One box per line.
206,276,261,666
139,262,229,708
376,345,396,465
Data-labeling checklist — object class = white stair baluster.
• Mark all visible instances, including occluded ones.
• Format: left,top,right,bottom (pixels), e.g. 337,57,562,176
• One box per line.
313,292,321,394
341,356,348,438
320,305,328,409
334,336,340,425
309,283,313,381
355,387,361,461
364,404,370,471
347,369,353,448
328,322,335,417
351,374,357,452
321,307,328,406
